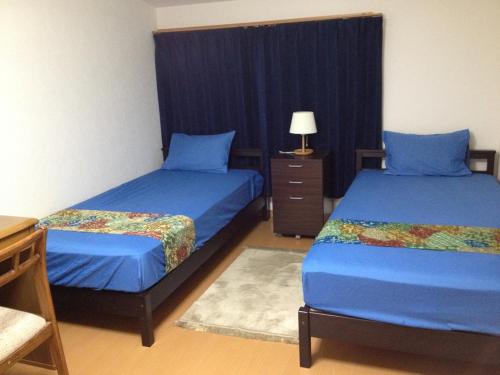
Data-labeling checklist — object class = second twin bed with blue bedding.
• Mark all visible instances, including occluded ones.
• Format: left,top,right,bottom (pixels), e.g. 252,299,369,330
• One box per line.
303,170,500,335
44,168,263,293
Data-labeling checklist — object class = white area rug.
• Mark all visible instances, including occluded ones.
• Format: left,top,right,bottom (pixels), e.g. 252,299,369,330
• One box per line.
175,247,305,344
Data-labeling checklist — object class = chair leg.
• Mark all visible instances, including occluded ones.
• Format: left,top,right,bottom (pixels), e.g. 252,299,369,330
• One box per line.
47,328,69,375
299,306,312,368
138,295,154,347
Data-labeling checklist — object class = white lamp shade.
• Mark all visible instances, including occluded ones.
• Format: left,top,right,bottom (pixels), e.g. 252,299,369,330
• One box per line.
289,111,317,135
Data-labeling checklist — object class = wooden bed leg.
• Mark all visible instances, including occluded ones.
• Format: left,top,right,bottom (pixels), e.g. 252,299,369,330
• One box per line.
138,295,154,347
262,207,270,221
261,197,270,221
299,306,312,368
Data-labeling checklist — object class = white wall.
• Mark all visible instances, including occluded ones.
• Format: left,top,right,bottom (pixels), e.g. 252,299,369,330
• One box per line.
0,0,162,218
156,0,500,175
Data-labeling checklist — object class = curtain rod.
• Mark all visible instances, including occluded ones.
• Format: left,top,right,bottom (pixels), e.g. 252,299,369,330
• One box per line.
154,12,382,34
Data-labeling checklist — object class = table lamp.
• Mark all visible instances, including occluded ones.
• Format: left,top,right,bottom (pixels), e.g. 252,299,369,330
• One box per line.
289,111,317,156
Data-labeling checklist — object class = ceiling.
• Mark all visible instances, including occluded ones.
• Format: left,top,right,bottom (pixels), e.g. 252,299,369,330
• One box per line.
143,0,234,7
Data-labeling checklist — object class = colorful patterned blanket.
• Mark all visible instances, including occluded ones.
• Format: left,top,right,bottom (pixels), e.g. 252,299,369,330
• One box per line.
314,219,500,254
39,209,196,272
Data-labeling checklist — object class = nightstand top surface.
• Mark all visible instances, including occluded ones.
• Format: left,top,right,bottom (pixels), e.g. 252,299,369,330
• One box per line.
272,150,329,160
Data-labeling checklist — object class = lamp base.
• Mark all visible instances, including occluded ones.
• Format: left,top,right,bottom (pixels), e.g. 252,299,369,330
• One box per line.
293,148,314,156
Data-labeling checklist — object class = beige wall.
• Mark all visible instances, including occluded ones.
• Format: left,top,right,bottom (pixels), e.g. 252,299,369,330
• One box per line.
0,0,162,217
156,0,500,175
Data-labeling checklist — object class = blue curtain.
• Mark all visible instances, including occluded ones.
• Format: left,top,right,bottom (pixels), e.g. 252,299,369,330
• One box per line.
154,16,382,197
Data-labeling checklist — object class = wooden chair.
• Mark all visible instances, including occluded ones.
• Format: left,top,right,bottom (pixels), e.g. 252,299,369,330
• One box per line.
0,228,69,374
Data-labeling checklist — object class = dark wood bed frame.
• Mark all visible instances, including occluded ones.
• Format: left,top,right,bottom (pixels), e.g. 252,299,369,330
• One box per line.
299,148,499,368
50,148,268,347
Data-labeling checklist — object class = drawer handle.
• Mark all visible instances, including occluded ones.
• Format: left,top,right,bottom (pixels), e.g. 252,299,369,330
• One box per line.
288,180,303,184
289,196,304,200
288,164,303,168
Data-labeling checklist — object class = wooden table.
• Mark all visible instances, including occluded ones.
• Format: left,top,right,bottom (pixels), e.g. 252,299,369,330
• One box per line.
0,215,38,248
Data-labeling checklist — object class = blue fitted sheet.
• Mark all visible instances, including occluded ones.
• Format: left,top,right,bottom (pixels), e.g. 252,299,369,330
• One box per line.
303,170,500,335
47,169,263,292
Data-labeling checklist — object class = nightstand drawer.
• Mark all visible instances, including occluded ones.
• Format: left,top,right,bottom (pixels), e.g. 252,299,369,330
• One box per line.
272,176,323,196
271,159,322,180
272,199,324,237
273,194,323,209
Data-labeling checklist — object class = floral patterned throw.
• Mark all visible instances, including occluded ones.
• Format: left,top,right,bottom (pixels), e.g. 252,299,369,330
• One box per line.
39,209,195,272
314,219,500,254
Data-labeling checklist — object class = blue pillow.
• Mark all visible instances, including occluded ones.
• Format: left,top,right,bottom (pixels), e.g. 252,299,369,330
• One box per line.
384,129,471,176
162,131,235,173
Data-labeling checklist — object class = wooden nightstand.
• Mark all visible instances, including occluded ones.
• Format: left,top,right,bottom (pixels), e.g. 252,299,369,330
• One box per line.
271,151,328,237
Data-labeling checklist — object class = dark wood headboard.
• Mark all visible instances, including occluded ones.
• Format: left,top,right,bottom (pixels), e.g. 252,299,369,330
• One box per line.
356,149,496,175
162,147,264,175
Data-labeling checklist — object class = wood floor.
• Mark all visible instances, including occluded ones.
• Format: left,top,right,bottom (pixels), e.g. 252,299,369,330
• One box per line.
8,219,500,375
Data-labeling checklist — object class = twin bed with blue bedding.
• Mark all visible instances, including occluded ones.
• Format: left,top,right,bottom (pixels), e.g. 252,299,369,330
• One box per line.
45,169,263,293
303,170,500,334
42,145,266,346
299,148,500,367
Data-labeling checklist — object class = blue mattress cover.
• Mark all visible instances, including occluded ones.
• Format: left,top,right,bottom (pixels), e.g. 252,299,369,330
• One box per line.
303,170,500,335
47,169,263,292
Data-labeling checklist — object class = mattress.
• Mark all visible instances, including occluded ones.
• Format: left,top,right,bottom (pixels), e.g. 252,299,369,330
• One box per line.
302,170,500,335
47,169,263,292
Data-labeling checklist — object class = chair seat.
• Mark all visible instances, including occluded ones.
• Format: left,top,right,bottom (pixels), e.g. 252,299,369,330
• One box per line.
0,306,47,361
